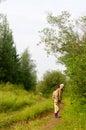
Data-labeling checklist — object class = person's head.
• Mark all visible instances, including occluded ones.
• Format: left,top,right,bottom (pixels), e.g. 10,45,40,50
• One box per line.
59,84,64,90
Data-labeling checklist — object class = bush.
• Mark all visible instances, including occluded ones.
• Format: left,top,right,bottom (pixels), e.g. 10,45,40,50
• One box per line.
36,70,66,97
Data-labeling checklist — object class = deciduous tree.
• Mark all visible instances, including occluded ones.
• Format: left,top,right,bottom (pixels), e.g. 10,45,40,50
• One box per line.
39,11,86,96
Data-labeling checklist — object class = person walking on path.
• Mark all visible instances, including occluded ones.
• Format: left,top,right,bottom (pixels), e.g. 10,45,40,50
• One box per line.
52,84,64,118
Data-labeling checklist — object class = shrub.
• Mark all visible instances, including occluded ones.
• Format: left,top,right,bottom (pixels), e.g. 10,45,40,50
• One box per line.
36,70,66,97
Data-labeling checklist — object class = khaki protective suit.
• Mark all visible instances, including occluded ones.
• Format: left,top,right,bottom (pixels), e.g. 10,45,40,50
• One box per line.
52,88,62,113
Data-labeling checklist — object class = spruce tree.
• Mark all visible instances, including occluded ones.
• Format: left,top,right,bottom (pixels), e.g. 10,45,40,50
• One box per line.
0,16,20,83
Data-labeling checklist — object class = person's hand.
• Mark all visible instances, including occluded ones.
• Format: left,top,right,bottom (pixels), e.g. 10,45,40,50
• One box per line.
58,100,61,103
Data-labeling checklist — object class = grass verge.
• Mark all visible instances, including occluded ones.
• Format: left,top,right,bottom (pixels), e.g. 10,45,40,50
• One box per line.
54,98,86,130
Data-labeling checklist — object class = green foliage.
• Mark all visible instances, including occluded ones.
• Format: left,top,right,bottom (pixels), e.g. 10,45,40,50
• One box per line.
39,11,86,96
36,80,45,94
0,15,20,83
0,83,36,112
54,98,86,130
36,70,66,97
0,99,52,128
0,83,53,129
0,16,37,90
20,48,37,90
0,83,86,130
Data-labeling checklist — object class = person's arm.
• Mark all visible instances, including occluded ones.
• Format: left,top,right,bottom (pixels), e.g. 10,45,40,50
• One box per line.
58,89,61,102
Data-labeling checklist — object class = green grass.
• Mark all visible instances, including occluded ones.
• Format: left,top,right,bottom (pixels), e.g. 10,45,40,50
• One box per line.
0,83,53,129
54,98,86,130
0,98,52,127
0,83,86,130
7,113,53,130
4,97,86,130
0,82,44,112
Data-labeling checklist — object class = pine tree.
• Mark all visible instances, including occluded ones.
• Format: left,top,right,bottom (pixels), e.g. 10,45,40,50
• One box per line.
0,16,20,83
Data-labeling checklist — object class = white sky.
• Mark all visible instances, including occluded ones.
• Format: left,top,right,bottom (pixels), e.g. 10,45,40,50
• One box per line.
0,0,86,80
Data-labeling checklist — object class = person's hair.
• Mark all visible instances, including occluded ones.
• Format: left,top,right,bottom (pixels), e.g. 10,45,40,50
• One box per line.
60,84,64,87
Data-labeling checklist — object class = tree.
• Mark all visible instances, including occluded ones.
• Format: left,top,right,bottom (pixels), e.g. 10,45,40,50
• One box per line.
36,70,66,97
0,16,20,83
39,11,86,96
20,48,37,90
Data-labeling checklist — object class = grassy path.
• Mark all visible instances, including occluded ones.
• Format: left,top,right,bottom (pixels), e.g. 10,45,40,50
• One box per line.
23,103,64,130
40,103,64,130
2,98,85,130
28,98,86,130
0,103,64,130
0,111,57,130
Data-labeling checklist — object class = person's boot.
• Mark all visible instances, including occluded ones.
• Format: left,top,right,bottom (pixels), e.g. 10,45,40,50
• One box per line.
54,113,58,118
57,114,61,118
54,113,61,118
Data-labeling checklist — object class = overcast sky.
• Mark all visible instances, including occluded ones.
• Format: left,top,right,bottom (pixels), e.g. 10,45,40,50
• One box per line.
0,0,86,80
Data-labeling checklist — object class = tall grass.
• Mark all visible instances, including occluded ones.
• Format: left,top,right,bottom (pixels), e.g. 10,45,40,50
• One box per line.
0,83,39,112
54,98,86,130
0,83,53,129
0,98,52,127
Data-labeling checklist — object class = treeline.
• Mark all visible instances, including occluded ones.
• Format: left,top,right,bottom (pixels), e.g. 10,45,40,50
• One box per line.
39,11,86,98
0,15,37,90
36,70,66,97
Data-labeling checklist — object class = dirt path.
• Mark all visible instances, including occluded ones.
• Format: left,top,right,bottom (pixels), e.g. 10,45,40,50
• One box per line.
40,115,60,130
39,103,64,130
